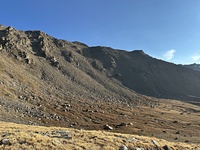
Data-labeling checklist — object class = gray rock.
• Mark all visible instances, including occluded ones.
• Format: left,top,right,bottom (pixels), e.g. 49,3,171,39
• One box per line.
127,137,138,142
0,138,11,145
128,122,133,125
103,124,113,130
172,120,179,123
119,145,128,150
117,122,127,127
39,130,72,139
151,140,159,146
151,140,159,149
163,145,171,150
134,148,144,150
185,140,189,143
174,137,178,140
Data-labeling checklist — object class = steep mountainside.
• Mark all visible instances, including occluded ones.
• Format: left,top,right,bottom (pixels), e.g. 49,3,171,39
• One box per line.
1,25,200,103
82,47,200,102
0,25,144,104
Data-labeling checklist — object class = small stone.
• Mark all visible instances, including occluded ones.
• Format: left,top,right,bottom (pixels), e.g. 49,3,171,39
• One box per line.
134,147,144,150
117,122,127,127
128,123,133,125
18,95,23,99
52,139,62,145
0,138,11,145
103,124,113,130
163,145,172,150
172,120,179,123
15,130,20,132
119,145,128,150
151,140,159,146
127,137,138,142
185,140,189,143
174,137,178,140
119,112,126,115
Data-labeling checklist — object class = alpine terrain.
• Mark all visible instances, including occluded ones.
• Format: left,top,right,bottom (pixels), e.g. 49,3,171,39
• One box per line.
0,25,200,149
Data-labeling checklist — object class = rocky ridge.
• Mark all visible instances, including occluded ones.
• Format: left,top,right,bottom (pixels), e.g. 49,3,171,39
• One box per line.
183,63,200,72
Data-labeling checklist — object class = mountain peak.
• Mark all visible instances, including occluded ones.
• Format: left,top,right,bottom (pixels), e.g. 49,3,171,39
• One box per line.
131,50,144,53
129,50,147,56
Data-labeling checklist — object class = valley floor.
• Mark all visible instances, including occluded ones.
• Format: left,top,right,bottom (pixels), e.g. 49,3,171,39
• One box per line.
0,121,199,150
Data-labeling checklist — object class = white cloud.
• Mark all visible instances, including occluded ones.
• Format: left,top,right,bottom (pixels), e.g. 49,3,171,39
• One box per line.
192,54,200,61
163,49,176,61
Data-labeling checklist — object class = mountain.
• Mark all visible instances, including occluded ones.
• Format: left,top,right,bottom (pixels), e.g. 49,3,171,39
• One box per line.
0,25,148,105
82,47,200,102
1,25,200,145
1,25,200,102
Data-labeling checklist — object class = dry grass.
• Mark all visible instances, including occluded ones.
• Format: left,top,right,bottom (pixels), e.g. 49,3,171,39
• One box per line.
0,121,199,150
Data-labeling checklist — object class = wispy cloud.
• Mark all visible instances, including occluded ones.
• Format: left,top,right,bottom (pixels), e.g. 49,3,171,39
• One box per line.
192,54,200,61
163,49,176,61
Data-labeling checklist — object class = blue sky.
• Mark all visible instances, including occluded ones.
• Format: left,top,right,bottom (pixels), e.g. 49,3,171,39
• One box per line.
1,0,200,64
